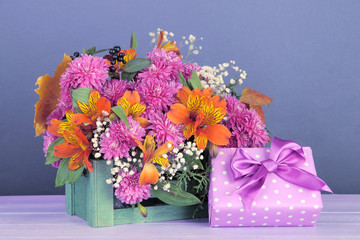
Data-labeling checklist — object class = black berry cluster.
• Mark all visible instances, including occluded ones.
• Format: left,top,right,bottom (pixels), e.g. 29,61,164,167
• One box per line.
108,45,126,72
70,51,80,60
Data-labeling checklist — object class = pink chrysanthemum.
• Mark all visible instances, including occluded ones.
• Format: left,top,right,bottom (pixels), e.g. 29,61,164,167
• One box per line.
56,88,73,112
102,79,129,106
135,78,181,117
60,54,108,90
225,95,269,148
58,54,109,111
46,107,65,123
99,117,145,160
43,130,62,168
137,48,184,82
181,62,201,80
148,114,185,147
114,169,151,205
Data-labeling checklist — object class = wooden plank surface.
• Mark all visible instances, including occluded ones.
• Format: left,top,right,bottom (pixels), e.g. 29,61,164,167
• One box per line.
0,194,360,239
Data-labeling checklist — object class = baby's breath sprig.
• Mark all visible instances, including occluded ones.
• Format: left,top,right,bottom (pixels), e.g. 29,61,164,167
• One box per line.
91,116,111,160
179,34,203,61
153,140,204,192
198,61,247,98
105,147,143,187
149,28,175,48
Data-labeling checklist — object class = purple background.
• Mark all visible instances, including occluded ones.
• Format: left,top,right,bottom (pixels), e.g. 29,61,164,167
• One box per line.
0,0,359,195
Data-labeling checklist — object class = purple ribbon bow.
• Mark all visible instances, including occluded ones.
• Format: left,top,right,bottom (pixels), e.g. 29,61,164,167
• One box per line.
230,137,332,209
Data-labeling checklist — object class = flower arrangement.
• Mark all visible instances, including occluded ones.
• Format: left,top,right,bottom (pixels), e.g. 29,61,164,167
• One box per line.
34,29,273,218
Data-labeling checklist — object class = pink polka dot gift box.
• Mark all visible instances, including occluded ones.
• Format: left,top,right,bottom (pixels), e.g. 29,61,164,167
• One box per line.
208,137,332,227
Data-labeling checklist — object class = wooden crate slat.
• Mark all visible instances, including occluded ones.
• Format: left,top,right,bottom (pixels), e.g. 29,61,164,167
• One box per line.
66,159,207,227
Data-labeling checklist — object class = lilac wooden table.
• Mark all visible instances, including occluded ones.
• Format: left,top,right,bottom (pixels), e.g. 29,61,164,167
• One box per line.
0,194,359,239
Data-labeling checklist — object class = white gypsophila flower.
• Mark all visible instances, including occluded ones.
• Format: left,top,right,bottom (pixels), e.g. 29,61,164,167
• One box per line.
163,182,170,191
106,178,112,184
193,50,199,55
189,34,196,42
230,79,236,85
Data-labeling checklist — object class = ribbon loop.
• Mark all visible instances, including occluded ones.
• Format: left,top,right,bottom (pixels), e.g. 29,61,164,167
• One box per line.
230,137,332,209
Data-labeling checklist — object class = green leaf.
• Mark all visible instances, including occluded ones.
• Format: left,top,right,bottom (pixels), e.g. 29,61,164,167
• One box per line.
71,87,92,112
152,182,201,206
184,154,204,170
82,48,87,53
87,46,96,55
55,158,70,187
130,31,137,50
178,71,189,88
111,105,129,128
122,58,151,73
45,138,65,165
121,71,137,81
68,165,85,184
188,70,203,90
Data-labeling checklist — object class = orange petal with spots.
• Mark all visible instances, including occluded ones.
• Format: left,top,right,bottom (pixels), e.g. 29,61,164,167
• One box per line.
68,151,84,171
84,149,93,172
211,95,227,109
167,103,189,125
96,97,111,116
153,142,174,159
48,119,63,137
177,87,191,105
195,131,208,150
71,113,93,126
202,124,231,146
152,155,170,167
183,122,195,139
54,142,80,158
134,117,150,128
156,30,165,49
123,91,140,106
139,163,159,185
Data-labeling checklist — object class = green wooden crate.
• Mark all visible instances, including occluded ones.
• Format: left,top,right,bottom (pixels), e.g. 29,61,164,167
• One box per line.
65,160,208,227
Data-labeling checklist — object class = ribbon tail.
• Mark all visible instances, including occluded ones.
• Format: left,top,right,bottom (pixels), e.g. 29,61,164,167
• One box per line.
276,166,332,193
234,165,268,210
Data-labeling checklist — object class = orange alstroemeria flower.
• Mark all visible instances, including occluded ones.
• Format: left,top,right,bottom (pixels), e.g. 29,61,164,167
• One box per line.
53,126,93,172
167,86,231,150
134,135,174,185
48,109,79,137
156,30,182,58
117,91,150,128
74,90,111,125
106,49,137,71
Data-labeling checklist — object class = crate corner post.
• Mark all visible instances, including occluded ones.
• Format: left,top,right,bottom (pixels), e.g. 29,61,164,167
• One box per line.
86,160,114,227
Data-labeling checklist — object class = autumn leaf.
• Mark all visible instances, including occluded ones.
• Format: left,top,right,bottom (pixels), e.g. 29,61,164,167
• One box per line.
34,54,72,136
239,88,273,123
